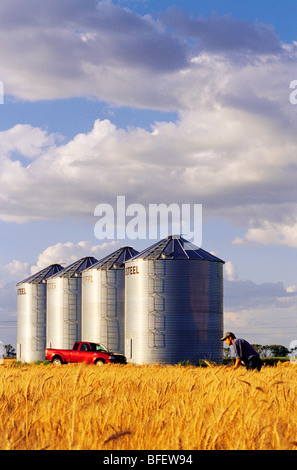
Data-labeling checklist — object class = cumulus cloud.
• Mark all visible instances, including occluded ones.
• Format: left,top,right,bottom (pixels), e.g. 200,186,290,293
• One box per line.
1,93,297,238
232,220,297,248
0,1,296,246
4,260,29,277
0,0,188,103
0,240,119,285
0,0,291,111
30,240,118,274
224,261,238,281
0,125,59,160
0,258,28,287
287,285,297,293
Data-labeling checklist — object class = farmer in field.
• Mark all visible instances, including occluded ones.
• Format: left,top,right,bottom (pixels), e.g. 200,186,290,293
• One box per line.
221,332,263,371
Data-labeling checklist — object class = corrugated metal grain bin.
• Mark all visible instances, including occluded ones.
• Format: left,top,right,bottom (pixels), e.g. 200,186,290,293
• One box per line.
17,264,63,362
46,257,97,350
81,246,139,354
125,235,224,365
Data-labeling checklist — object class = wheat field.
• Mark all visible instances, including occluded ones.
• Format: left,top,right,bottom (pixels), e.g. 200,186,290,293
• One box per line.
0,361,297,450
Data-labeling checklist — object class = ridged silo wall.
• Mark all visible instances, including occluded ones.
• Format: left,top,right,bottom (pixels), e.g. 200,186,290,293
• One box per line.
46,277,82,350
17,282,47,362
125,258,223,365
81,268,125,354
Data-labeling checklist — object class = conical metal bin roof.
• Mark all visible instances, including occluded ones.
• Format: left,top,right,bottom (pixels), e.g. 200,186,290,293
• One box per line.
17,264,64,285
84,246,139,271
129,235,225,262
48,256,98,279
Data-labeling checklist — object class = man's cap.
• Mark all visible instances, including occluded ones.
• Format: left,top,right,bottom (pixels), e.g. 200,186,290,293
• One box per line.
221,332,235,341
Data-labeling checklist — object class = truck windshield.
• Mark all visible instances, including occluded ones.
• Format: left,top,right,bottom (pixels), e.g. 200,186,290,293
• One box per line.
89,343,108,352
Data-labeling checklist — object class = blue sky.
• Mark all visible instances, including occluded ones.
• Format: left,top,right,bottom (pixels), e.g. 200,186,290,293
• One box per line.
1,0,297,349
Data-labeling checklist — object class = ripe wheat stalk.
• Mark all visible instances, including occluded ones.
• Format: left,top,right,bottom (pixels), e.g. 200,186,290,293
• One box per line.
0,361,297,450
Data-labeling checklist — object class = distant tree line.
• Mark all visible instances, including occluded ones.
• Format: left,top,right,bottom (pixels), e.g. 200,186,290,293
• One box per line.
224,344,292,358
3,344,296,360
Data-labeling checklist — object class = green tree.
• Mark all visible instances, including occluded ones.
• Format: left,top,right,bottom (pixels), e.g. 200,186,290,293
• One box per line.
268,345,290,357
251,344,267,356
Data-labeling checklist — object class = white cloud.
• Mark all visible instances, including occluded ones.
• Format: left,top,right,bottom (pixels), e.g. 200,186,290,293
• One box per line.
0,125,59,160
30,240,118,274
0,0,291,111
0,260,29,288
0,0,188,103
4,260,29,277
287,285,297,293
1,92,297,234
233,220,297,248
0,1,296,247
0,239,119,285
224,261,238,281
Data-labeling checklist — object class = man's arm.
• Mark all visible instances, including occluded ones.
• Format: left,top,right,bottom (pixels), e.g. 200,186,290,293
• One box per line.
233,358,241,369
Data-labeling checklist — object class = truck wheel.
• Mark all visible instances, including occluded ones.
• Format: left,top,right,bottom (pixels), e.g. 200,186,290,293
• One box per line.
95,359,105,366
52,357,62,366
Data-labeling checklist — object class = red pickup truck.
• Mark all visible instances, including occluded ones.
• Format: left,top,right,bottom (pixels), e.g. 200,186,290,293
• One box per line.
45,341,127,366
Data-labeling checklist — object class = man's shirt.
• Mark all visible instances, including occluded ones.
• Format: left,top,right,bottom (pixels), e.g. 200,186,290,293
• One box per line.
233,338,259,364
